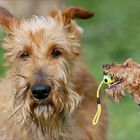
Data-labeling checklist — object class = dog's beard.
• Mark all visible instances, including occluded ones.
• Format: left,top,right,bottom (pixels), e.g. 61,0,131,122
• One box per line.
106,85,125,102
10,79,80,138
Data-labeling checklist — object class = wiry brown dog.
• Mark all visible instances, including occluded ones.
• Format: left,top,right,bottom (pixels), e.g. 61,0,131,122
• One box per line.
103,58,140,105
0,6,108,140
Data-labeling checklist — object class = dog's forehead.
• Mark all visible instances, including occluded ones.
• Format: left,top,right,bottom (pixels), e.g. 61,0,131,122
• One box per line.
13,16,69,48
22,16,59,32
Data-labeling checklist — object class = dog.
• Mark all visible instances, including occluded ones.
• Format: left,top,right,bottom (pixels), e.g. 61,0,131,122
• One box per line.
0,6,108,140
103,58,140,105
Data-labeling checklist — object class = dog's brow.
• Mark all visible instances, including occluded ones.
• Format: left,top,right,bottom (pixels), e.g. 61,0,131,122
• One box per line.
29,29,45,45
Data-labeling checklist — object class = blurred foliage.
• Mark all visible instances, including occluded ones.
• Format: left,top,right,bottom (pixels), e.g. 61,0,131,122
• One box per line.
0,0,140,139
0,30,7,76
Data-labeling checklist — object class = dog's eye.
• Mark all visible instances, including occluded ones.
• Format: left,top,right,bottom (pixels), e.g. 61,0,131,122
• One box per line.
52,49,62,58
20,52,29,60
123,63,129,68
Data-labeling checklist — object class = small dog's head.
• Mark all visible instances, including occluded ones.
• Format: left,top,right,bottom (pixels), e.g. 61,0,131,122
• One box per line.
103,58,140,103
0,6,93,134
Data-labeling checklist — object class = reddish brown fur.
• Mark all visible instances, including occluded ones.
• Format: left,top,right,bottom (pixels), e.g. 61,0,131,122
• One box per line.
62,7,94,21
0,6,13,29
0,7,108,140
0,6,20,31
103,58,140,105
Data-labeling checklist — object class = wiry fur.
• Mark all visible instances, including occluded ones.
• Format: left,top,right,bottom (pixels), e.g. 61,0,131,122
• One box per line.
103,58,140,105
0,7,108,140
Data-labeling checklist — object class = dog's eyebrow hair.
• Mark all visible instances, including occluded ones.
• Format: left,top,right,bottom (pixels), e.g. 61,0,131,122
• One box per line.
47,44,69,53
17,45,32,54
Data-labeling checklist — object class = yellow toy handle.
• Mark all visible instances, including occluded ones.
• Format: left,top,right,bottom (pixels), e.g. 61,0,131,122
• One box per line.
92,81,103,125
92,75,114,125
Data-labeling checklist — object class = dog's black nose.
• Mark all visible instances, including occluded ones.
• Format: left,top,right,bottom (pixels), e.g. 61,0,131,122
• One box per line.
31,84,51,99
103,64,111,69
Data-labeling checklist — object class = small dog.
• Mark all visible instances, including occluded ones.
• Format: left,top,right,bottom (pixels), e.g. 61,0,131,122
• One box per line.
103,58,140,105
0,6,108,140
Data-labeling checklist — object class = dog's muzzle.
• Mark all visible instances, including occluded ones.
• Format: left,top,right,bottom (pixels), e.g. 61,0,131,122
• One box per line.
31,84,51,99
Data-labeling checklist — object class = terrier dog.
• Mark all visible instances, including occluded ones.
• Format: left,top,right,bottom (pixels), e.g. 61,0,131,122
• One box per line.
103,58,140,105
0,6,108,140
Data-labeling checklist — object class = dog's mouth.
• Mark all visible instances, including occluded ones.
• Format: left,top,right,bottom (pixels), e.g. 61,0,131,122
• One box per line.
104,74,123,90
106,80,122,89
36,99,53,107
33,101,54,113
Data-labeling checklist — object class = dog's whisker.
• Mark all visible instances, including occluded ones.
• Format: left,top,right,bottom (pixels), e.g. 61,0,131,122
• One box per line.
12,73,28,80
14,86,28,106
8,101,25,120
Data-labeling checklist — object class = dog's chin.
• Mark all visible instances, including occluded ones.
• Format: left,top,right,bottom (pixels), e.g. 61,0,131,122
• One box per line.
32,104,54,123
32,101,54,118
105,84,125,102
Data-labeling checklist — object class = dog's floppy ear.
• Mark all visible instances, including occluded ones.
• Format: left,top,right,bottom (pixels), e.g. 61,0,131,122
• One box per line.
0,6,20,31
52,7,94,36
62,7,94,24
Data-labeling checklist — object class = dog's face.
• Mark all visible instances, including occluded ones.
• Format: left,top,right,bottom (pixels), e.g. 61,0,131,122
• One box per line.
103,58,140,102
0,6,93,131
9,17,80,121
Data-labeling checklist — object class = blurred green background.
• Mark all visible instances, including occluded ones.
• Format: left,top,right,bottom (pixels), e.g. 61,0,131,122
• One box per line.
0,0,140,140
